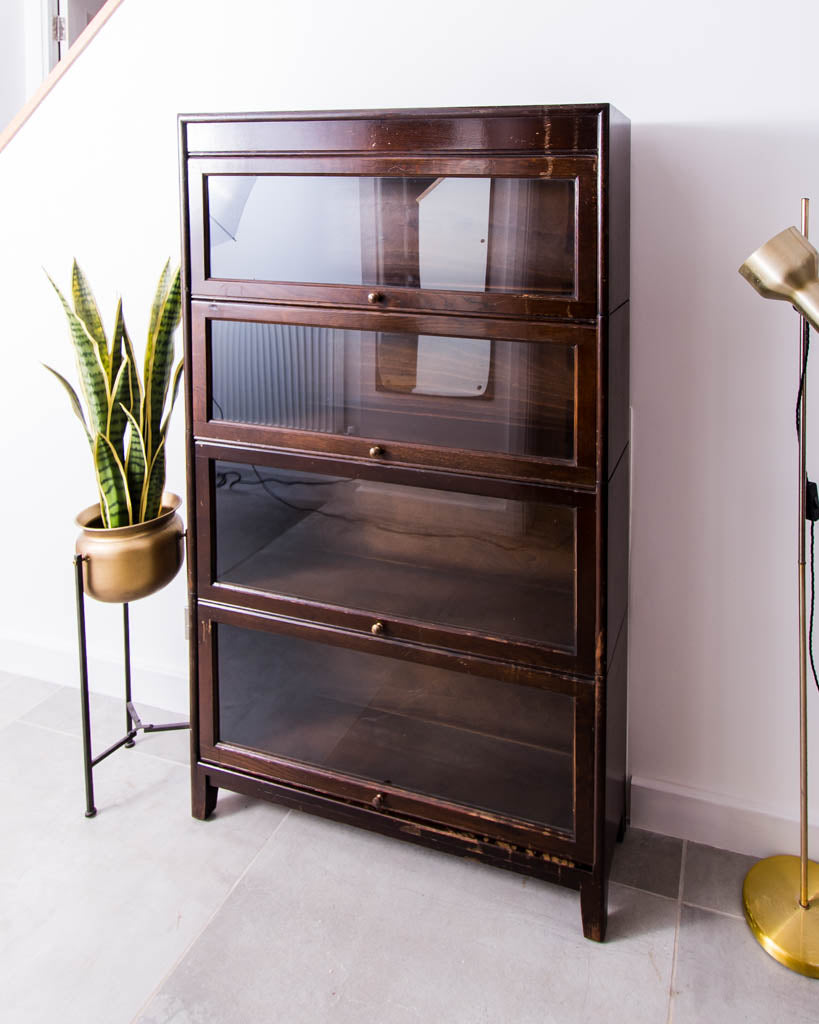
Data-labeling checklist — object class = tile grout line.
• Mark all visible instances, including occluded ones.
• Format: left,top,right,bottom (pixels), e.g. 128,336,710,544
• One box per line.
614,875,745,919
666,839,687,1024
610,879,678,902
2,682,70,725
129,806,294,1024
681,899,744,921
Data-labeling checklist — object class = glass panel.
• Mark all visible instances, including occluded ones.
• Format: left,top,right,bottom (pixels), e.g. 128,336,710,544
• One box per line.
214,461,577,650
210,321,575,462
207,175,575,296
217,622,575,831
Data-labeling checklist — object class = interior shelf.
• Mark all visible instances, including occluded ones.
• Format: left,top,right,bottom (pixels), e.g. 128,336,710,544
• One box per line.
214,462,577,651
217,621,575,831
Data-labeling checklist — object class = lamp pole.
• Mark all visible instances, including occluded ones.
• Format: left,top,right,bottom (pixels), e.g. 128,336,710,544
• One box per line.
799,197,810,910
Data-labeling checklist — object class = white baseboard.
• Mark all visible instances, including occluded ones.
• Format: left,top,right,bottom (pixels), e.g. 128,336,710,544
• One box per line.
631,775,819,859
0,634,188,715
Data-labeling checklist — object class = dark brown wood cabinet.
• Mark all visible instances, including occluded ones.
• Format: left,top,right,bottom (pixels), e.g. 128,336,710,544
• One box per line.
178,104,630,941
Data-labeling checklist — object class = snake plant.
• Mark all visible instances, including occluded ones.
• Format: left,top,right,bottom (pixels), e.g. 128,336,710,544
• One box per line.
44,260,183,528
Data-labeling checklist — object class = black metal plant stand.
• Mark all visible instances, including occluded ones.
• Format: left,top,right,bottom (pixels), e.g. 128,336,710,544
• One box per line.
73,553,190,818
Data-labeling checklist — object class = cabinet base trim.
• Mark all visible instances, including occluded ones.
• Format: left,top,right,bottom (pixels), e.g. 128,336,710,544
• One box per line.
198,761,593,879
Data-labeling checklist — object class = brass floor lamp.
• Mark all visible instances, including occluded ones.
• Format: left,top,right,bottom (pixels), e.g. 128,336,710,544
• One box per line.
739,200,819,977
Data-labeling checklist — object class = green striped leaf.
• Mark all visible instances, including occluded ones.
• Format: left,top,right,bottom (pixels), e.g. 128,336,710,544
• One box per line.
72,261,110,379
48,274,110,437
140,437,166,522
148,259,172,344
94,434,132,528
143,267,181,462
107,356,130,460
120,320,142,425
122,406,147,516
42,363,92,447
110,298,125,389
160,359,184,438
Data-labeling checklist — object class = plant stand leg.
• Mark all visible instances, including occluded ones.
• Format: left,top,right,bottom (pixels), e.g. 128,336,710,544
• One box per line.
73,557,189,818
123,604,135,747
74,555,97,819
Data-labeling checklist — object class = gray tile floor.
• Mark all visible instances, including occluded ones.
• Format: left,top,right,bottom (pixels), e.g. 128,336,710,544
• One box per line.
1,669,817,1023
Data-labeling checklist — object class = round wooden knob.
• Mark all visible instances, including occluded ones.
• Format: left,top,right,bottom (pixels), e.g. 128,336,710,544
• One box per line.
367,291,384,304
369,445,384,458
371,621,385,635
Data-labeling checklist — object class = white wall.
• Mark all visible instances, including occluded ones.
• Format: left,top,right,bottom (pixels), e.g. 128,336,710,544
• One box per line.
1,0,818,856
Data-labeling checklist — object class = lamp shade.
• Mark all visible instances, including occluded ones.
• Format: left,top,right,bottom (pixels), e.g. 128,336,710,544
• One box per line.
739,226,819,331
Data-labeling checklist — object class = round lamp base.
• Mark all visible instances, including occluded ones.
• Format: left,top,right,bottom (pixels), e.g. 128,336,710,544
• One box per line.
743,855,819,978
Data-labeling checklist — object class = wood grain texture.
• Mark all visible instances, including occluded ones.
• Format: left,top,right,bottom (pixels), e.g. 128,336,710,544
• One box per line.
183,106,603,156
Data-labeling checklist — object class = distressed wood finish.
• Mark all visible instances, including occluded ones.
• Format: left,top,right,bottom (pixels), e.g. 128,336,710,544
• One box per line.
179,104,630,942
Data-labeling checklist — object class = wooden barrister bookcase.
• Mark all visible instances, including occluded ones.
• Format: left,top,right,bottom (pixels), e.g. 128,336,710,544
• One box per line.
179,104,630,940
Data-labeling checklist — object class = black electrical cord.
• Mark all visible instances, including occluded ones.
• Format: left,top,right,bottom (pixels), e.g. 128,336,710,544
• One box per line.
215,463,574,554
811,522,819,694
797,329,819,695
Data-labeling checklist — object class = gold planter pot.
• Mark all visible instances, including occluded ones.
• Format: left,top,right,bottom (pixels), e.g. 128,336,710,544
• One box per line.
75,492,184,603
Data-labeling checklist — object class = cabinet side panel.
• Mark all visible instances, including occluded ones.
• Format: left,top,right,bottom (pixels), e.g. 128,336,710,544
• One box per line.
607,303,630,480
179,117,203,780
605,623,628,859
606,107,631,314
606,445,629,668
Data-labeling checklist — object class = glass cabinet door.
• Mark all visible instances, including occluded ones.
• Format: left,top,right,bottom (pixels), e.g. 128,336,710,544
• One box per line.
207,174,576,297
188,157,598,317
199,452,596,672
212,619,578,836
208,319,577,462
192,303,598,485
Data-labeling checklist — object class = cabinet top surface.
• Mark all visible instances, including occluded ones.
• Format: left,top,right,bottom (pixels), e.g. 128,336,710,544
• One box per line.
179,103,626,124
179,104,628,158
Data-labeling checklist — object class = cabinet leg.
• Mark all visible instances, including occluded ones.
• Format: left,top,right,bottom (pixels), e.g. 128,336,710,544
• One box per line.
616,814,627,843
192,771,218,820
580,876,608,942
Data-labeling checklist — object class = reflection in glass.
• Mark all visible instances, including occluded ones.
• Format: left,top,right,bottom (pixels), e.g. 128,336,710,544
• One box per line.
217,622,575,830
214,461,577,650
210,321,576,461
207,175,575,296
417,177,491,291
376,334,491,397
208,176,256,246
